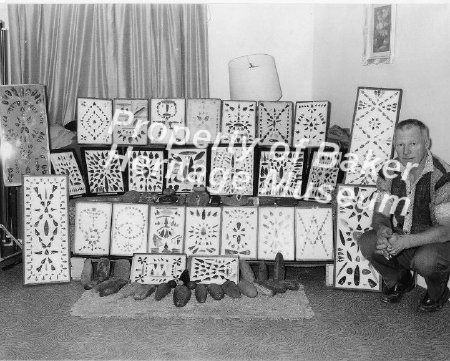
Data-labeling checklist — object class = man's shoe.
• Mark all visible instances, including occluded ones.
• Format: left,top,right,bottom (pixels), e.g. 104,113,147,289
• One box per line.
418,287,450,312
380,274,415,304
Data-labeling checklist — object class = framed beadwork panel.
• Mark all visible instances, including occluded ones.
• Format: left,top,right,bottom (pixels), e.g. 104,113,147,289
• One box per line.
0,84,51,186
130,253,187,284
186,98,221,145
189,255,239,285
149,98,185,144
295,206,334,261
345,87,402,185
257,207,295,261
334,184,382,291
221,100,256,144
50,149,86,197
73,202,112,256
257,150,304,197
209,146,254,196
82,147,126,195
305,151,342,203
110,203,149,257
148,205,185,254
166,147,207,193
293,101,330,148
22,175,70,285
113,98,148,145
220,206,257,259
77,97,113,145
185,207,221,257
128,149,164,192
257,101,293,146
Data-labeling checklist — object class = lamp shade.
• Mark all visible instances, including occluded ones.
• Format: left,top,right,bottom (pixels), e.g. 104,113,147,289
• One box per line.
228,54,282,101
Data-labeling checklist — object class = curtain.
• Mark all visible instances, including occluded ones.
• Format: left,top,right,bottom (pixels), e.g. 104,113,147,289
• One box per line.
7,3,209,125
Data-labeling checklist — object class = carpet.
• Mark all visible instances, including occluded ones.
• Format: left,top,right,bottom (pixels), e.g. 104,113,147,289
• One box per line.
70,284,315,320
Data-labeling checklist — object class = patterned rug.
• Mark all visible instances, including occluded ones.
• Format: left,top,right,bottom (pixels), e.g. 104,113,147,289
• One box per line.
70,284,314,320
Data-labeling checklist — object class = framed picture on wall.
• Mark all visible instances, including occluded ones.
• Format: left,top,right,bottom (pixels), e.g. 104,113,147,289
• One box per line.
362,4,396,65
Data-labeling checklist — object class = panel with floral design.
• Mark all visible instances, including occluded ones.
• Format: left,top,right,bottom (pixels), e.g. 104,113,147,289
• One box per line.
23,175,70,284
148,206,185,254
257,207,295,260
258,150,304,197
293,101,329,147
345,88,402,185
113,98,148,145
73,202,112,256
0,84,51,186
128,149,164,192
130,253,187,284
186,99,221,144
189,256,239,285
77,98,113,144
221,101,256,143
185,207,221,257
110,203,149,256
209,146,254,195
149,98,185,144
220,207,257,259
166,148,207,193
257,101,293,146
334,185,381,291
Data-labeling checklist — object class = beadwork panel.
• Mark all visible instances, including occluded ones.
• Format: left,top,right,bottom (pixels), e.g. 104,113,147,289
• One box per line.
334,185,381,291
293,101,329,147
0,84,51,186
186,99,221,144
295,207,334,261
209,146,254,196
128,149,164,192
185,207,221,257
110,203,149,256
149,98,185,144
345,88,402,185
148,206,185,254
258,151,304,197
189,256,239,285
73,202,112,256
166,148,207,193
130,253,187,284
257,207,295,260
113,98,148,145
77,98,113,144
257,101,293,146
83,148,125,195
220,207,258,259
23,175,70,284
221,101,256,143
50,150,86,197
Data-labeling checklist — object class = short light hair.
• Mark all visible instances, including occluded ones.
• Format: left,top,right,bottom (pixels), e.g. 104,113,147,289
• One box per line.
395,119,430,141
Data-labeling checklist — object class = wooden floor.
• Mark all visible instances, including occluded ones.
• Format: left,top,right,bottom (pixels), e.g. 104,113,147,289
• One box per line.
1,264,449,360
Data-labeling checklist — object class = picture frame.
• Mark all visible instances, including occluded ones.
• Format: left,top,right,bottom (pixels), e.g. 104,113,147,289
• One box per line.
130,253,187,284
362,4,397,65
189,255,239,285
50,148,87,198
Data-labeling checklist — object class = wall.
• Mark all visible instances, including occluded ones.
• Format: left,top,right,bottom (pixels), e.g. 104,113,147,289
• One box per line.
312,4,450,163
208,3,314,102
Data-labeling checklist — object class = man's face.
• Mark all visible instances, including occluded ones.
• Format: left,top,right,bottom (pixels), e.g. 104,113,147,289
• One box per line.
394,126,429,167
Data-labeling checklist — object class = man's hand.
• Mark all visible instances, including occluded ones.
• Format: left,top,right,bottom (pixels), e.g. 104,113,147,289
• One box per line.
387,233,409,256
375,226,393,260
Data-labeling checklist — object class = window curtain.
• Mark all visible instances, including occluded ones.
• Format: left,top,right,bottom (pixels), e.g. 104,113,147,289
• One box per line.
7,3,209,125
